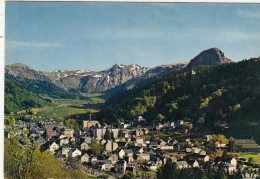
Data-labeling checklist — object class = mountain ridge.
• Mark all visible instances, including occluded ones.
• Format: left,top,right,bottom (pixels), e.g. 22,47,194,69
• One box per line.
5,47,232,97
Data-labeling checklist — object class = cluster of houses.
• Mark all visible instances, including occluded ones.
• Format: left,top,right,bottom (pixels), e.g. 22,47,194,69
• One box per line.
4,115,260,178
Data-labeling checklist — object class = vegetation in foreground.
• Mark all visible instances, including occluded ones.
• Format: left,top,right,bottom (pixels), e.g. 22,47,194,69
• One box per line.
4,129,88,179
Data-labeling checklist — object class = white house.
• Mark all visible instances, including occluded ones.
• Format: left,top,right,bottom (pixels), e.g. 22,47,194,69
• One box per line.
62,146,71,158
81,142,90,151
49,142,59,153
176,161,188,169
81,153,90,163
68,148,82,158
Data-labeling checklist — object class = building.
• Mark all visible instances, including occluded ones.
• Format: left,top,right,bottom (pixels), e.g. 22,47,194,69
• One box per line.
83,120,100,129
81,153,90,163
61,128,74,138
232,139,259,153
68,148,82,158
94,128,120,139
176,161,188,169
115,160,127,174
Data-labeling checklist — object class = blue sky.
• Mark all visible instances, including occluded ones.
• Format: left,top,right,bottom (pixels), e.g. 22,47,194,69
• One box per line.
5,2,260,72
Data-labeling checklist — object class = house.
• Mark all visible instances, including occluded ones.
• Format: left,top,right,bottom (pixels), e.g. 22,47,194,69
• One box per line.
84,136,92,144
49,141,59,153
134,146,144,154
224,164,237,173
59,138,69,146
81,153,90,163
108,154,118,165
115,160,127,174
135,129,144,137
119,149,126,159
203,135,212,141
197,155,210,163
61,128,74,138
62,146,71,158
45,128,57,140
156,123,163,130
215,142,227,148
199,150,207,156
158,139,166,146
118,122,131,129
95,162,106,171
192,147,202,154
176,161,188,169
137,154,150,161
95,160,113,171
89,156,98,164
105,140,118,152
147,150,157,160
80,142,90,151
226,158,237,166
169,157,177,163
135,137,144,144
82,120,100,129
147,161,157,171
188,160,199,168
124,149,134,157
68,148,82,158
133,116,146,123
160,145,174,150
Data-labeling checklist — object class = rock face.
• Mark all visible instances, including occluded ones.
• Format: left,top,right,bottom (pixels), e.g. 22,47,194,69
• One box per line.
5,63,150,94
185,48,232,70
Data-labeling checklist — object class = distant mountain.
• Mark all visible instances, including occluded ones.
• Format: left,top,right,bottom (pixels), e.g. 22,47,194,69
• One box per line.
5,48,232,98
185,47,232,70
5,63,150,96
4,79,52,113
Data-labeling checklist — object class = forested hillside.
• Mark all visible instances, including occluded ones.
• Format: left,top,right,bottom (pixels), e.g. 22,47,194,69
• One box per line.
100,57,260,127
4,79,52,113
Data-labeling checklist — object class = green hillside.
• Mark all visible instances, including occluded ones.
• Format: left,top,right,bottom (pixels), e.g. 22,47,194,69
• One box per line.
100,57,260,142
5,79,52,113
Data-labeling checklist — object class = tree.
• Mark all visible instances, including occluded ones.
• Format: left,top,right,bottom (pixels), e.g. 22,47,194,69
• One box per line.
104,129,112,140
118,129,124,138
122,171,135,179
89,139,104,157
248,157,254,164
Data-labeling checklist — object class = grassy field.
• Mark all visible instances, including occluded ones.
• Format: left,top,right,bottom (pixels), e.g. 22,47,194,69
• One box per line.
239,153,260,163
38,93,106,119
38,105,99,119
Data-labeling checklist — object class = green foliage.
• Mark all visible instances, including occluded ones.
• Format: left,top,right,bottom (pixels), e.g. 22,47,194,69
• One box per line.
211,134,229,144
5,79,52,113
104,129,112,140
4,123,88,178
65,119,79,130
89,139,105,157
122,171,135,179
5,115,16,125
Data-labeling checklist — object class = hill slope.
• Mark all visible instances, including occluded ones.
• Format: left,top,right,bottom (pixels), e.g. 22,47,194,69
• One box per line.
4,79,52,113
100,57,260,141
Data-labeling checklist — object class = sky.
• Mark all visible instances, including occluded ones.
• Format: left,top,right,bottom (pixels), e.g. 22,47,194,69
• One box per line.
5,2,260,72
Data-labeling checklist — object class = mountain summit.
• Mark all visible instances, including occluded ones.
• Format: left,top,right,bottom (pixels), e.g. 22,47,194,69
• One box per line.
185,47,232,70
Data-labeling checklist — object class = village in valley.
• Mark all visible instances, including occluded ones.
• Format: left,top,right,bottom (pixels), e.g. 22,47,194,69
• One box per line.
4,111,260,179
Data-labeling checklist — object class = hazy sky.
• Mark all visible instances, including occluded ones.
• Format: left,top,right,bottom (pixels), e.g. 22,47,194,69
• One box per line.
5,2,260,72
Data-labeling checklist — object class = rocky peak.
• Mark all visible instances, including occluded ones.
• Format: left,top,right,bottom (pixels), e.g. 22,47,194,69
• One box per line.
185,47,232,70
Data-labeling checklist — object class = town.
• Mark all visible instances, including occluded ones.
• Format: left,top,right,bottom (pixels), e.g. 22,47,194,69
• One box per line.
4,112,260,179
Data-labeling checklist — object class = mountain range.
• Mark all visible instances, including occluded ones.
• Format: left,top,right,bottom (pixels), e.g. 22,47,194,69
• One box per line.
5,47,231,98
